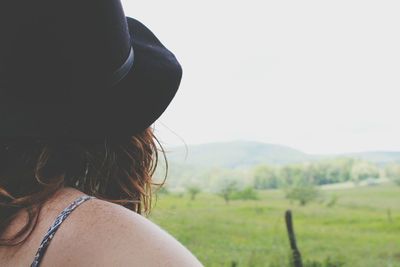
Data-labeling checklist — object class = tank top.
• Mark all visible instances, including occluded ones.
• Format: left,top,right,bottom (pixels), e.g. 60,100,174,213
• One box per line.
30,195,96,267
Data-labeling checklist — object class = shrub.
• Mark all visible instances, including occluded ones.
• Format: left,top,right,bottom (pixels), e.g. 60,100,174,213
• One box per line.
285,184,319,206
232,187,259,200
218,181,239,204
186,185,201,200
326,194,338,208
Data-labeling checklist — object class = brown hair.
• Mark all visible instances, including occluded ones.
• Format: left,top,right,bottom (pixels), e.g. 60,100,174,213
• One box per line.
0,127,165,246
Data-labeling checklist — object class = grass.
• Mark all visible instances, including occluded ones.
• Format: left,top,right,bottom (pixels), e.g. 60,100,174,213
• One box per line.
149,183,400,267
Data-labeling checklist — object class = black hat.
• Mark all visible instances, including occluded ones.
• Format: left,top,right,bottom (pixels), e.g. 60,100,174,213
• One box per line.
0,0,182,142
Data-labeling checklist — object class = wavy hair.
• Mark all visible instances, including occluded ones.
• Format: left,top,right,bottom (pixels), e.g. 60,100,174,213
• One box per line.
0,127,166,246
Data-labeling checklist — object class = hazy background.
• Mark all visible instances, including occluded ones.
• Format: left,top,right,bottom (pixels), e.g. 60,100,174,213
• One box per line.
121,0,400,154
119,2,400,266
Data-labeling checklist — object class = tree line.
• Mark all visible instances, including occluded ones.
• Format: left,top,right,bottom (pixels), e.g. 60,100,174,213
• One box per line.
156,158,400,195
253,158,400,189
162,158,400,206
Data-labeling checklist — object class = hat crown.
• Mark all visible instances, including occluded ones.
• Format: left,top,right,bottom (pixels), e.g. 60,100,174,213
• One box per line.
0,0,132,102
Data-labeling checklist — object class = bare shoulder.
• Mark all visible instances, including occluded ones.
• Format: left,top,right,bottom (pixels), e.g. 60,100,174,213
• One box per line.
48,197,203,267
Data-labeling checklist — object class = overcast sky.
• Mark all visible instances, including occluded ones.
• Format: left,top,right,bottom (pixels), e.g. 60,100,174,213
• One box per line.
121,0,400,154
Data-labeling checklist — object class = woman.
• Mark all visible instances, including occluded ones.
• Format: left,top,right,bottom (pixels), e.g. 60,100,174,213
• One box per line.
0,0,203,266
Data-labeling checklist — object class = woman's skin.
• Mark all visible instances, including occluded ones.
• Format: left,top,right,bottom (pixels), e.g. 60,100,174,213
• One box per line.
0,187,203,266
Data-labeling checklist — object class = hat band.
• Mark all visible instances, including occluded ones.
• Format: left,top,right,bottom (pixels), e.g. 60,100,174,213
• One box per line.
109,46,134,87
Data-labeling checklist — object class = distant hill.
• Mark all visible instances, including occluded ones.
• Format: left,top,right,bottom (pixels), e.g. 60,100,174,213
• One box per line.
165,141,315,168
165,141,400,168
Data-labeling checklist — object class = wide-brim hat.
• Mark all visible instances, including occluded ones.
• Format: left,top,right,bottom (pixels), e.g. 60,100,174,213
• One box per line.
0,0,182,142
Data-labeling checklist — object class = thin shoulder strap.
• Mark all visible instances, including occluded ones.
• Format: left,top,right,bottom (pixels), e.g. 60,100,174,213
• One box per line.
31,194,96,267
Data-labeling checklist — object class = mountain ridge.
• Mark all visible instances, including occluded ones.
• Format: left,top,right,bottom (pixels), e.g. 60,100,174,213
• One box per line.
165,141,400,168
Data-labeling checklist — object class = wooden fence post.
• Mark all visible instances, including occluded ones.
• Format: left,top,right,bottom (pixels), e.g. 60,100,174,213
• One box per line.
285,210,303,267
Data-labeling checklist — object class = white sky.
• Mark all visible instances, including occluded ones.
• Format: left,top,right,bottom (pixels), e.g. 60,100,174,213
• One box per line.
121,0,400,154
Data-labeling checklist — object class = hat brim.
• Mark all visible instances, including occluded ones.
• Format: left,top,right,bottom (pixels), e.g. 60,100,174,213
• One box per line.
104,17,183,137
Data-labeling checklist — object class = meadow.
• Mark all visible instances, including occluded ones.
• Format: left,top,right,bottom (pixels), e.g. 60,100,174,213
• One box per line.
150,183,400,267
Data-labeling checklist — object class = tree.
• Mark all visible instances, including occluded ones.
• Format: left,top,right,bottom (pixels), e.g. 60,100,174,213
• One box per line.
253,165,279,189
307,158,354,185
186,185,201,200
218,181,238,204
279,165,303,186
350,161,380,184
285,184,319,206
385,163,400,186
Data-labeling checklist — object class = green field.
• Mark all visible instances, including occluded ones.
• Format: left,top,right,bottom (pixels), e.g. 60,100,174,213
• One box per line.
150,183,400,267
